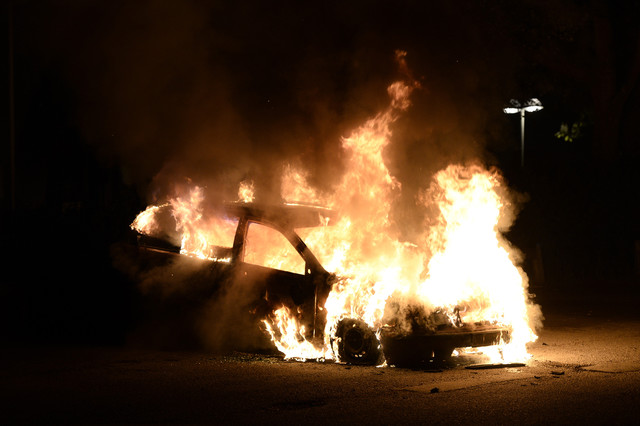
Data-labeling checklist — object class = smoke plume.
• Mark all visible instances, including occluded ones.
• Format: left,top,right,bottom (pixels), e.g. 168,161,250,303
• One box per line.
22,1,536,351
23,1,519,205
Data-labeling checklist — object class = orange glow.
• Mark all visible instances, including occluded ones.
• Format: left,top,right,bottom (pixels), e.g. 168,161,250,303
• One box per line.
131,74,539,364
132,186,237,261
267,80,538,363
238,179,255,203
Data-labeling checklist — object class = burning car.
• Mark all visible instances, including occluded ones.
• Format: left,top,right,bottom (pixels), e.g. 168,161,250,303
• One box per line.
124,77,539,366
129,199,511,366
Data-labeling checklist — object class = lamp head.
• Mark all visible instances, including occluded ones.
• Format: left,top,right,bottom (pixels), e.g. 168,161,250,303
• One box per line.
503,99,522,114
523,98,543,112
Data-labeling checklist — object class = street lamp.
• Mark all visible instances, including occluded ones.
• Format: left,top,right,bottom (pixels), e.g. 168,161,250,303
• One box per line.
503,98,543,168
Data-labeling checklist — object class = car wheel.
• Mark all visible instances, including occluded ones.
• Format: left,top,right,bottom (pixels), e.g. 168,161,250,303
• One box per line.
433,346,455,362
332,318,383,365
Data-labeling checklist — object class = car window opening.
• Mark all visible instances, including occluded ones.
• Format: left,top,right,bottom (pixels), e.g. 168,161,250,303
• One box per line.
244,222,305,275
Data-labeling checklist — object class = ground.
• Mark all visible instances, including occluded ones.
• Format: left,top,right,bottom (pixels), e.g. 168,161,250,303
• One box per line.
2,286,639,424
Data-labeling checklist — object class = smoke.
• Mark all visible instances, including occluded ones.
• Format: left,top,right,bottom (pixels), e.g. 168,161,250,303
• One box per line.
22,1,518,206
111,239,274,352
197,270,276,353
22,1,392,205
21,1,535,351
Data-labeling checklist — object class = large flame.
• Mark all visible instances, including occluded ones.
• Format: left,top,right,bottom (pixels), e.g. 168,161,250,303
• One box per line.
131,74,539,365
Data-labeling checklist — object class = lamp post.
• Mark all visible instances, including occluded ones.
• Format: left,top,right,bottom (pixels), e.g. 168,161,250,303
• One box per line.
503,98,543,168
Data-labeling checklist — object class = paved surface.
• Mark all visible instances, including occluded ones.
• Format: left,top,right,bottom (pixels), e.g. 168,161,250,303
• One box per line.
2,288,640,424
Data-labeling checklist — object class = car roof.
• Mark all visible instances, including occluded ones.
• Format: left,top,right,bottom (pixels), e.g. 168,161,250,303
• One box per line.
222,201,337,229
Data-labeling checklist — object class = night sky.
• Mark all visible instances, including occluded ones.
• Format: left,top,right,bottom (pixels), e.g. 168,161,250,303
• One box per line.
2,0,639,346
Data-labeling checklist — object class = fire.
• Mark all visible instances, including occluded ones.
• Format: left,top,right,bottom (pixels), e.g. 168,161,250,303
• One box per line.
131,67,539,365
263,306,325,361
131,203,167,237
132,186,236,261
417,165,536,362
281,164,323,205
270,80,538,363
238,179,255,203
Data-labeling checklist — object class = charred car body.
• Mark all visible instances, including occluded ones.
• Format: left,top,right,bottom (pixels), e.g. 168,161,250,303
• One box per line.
127,201,510,366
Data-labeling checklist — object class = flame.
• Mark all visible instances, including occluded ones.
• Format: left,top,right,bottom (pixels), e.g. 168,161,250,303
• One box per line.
269,80,538,364
132,186,236,261
131,73,539,365
238,179,255,203
263,306,326,361
130,203,168,236
417,165,536,362
281,164,323,205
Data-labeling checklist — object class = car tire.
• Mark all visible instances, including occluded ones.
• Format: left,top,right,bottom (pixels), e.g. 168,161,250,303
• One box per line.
433,346,455,361
332,318,383,365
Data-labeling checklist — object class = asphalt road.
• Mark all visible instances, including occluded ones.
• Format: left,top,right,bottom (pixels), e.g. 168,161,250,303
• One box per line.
2,287,640,425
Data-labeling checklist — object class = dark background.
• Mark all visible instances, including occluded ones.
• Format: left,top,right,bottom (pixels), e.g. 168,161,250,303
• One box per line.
2,0,639,347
